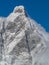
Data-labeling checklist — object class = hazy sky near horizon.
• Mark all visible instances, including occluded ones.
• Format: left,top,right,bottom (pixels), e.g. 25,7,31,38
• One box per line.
0,0,49,32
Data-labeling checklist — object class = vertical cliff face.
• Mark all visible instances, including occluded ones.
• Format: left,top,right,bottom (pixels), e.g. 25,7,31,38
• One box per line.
0,6,49,65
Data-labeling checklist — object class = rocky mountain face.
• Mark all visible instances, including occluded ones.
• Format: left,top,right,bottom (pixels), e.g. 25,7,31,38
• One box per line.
0,6,49,65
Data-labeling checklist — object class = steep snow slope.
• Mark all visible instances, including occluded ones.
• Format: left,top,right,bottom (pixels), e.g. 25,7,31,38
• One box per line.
0,6,49,65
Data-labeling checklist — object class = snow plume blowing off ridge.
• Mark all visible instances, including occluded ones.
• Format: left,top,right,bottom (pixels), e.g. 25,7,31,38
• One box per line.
0,5,49,65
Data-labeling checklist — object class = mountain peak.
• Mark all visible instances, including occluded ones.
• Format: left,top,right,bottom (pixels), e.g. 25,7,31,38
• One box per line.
0,5,49,65
13,5,25,13
7,6,28,22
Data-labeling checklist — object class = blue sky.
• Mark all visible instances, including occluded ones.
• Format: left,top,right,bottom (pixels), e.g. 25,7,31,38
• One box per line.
0,0,49,32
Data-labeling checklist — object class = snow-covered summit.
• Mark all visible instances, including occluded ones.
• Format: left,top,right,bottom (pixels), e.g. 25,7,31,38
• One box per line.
14,5,25,13
0,6,49,65
6,5,27,22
